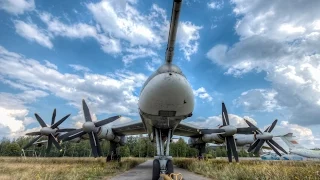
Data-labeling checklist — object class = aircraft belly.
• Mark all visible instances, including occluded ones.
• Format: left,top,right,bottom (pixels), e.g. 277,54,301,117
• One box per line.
139,73,194,117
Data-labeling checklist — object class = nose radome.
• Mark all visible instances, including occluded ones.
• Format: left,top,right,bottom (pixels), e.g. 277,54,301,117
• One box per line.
139,73,194,117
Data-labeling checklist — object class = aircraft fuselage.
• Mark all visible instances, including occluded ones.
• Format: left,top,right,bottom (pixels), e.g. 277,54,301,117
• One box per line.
138,63,194,138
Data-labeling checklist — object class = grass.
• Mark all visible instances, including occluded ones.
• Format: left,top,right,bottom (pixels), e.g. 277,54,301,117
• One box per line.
0,157,146,180
174,158,320,180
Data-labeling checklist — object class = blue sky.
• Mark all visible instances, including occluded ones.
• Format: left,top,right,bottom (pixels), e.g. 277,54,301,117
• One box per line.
0,0,319,148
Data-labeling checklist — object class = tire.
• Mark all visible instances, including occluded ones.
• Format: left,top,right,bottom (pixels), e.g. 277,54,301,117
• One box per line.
106,155,111,162
152,159,160,180
166,160,174,174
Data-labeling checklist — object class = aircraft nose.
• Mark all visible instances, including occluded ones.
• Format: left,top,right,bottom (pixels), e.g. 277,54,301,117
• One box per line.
139,72,194,117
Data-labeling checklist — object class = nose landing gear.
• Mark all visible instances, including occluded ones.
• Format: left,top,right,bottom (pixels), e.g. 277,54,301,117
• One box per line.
152,128,174,180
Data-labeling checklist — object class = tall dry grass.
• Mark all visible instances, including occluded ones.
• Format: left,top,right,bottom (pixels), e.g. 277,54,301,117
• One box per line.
174,158,320,180
0,157,146,180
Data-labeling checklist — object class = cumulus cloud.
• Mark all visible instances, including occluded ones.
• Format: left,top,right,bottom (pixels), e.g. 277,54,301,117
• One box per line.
234,89,279,112
207,1,224,10
14,20,53,49
0,45,147,117
0,0,35,15
207,0,320,126
69,64,91,72
193,87,213,102
0,91,47,139
87,0,202,62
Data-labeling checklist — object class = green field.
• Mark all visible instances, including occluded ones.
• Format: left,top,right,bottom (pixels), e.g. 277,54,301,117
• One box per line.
174,158,320,180
0,157,146,180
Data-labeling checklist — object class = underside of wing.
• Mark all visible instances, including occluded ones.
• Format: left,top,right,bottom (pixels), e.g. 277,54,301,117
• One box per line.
173,121,201,137
112,120,147,136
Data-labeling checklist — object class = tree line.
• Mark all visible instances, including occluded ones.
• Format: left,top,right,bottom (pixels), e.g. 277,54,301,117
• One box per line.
0,136,256,158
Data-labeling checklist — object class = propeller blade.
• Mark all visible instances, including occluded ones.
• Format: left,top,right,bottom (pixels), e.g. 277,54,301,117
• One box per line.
94,115,121,127
52,109,56,126
59,129,83,141
268,119,278,132
266,141,282,156
248,139,260,152
253,139,265,154
25,131,41,136
35,113,47,127
198,129,225,134
63,131,86,142
228,136,239,162
23,135,42,149
51,114,71,129
244,119,262,134
82,99,93,122
93,132,102,156
50,134,61,150
236,127,257,134
89,132,99,157
225,137,232,162
222,102,229,126
56,128,76,132
269,139,288,154
46,135,53,154
264,126,270,132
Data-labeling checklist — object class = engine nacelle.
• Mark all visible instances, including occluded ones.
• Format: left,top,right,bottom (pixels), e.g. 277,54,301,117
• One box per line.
235,136,254,146
188,134,224,146
69,137,81,143
99,126,126,145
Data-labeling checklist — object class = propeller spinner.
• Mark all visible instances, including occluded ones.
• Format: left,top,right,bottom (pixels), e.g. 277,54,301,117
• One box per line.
245,119,288,156
58,99,121,158
198,102,257,162
23,109,71,154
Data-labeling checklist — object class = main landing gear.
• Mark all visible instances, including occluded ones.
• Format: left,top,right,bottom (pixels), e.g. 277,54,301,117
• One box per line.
152,128,173,180
106,141,121,162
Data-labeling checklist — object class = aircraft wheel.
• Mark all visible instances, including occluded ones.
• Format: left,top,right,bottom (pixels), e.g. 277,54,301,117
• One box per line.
117,155,121,162
166,160,174,174
106,155,111,162
152,159,160,180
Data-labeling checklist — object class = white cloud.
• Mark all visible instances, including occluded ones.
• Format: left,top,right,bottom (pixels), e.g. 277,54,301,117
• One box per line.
234,89,279,112
0,45,147,117
14,20,53,49
0,0,35,15
0,90,47,139
193,87,213,102
122,46,157,65
207,0,320,126
207,1,223,10
44,60,57,70
177,22,202,61
39,12,121,54
87,0,202,62
69,64,91,72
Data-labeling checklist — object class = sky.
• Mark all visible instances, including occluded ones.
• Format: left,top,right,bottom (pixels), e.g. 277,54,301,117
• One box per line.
0,0,319,149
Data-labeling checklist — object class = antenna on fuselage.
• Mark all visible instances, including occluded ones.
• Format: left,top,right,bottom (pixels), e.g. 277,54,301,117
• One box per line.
165,0,182,64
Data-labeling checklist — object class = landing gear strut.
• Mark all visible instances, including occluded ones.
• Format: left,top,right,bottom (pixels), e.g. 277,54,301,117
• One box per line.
196,143,206,160
152,128,173,180
106,141,121,162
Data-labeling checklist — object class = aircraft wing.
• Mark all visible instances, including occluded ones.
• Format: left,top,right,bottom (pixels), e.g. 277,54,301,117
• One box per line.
173,121,201,137
112,120,147,136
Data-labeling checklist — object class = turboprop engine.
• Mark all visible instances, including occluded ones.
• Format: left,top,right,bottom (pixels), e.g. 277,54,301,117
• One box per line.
99,126,126,145
188,133,224,147
235,136,254,146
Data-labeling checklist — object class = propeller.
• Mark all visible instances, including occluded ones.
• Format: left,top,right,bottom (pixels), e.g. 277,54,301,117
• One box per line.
198,102,257,162
58,99,121,158
23,109,71,154
245,119,288,156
